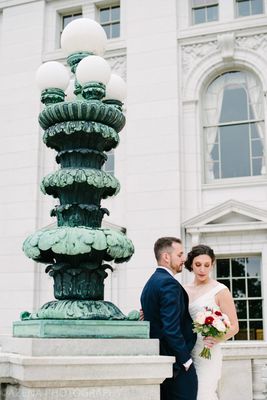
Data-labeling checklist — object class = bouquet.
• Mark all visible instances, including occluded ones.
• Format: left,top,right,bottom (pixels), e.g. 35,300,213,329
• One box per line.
193,306,231,359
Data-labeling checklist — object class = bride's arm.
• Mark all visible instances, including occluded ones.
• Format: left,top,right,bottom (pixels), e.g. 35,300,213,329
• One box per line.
216,287,239,341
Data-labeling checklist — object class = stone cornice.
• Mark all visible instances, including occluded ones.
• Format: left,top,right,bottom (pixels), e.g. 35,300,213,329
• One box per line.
0,0,41,9
178,15,267,43
222,341,267,359
186,221,267,235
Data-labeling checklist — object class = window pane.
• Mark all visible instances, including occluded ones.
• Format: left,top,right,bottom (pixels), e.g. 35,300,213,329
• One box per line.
217,279,231,290
250,321,263,340
247,256,261,277
251,0,263,14
251,123,262,139
100,8,110,23
63,15,72,28
211,143,219,160
111,22,120,38
248,278,261,297
249,299,262,319
111,6,120,20
216,259,230,277
212,162,220,179
252,139,263,157
252,157,263,175
63,13,82,29
233,279,246,298
235,321,248,340
215,255,262,341
232,258,246,277
207,5,218,21
237,0,250,16
102,24,110,39
235,300,247,319
204,70,265,182
220,124,250,178
220,87,248,123
104,151,114,174
193,8,206,24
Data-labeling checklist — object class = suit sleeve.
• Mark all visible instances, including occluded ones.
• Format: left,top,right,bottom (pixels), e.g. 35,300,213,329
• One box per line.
160,278,192,365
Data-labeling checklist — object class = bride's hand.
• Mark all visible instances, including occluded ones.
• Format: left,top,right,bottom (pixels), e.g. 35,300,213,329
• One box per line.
139,308,144,321
203,336,219,349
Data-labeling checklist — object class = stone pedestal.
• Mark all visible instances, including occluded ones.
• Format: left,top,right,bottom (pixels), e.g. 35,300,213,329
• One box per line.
0,336,174,400
13,320,149,339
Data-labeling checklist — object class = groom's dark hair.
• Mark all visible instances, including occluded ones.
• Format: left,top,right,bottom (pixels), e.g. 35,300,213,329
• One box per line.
154,237,182,262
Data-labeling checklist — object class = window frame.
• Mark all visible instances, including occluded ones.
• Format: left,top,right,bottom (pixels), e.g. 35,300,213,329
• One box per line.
215,255,263,341
61,11,83,32
97,3,120,40
55,7,83,49
191,0,219,25
202,70,265,184
235,0,264,18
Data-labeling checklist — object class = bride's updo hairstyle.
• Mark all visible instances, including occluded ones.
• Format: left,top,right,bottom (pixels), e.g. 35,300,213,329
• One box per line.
184,244,215,272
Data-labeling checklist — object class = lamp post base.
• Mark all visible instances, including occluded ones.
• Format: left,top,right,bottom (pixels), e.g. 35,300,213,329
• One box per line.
13,319,149,339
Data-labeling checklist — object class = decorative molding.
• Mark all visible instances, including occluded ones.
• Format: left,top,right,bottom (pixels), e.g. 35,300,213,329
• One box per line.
217,32,235,61
181,32,267,78
181,41,217,74
236,33,267,51
106,54,127,81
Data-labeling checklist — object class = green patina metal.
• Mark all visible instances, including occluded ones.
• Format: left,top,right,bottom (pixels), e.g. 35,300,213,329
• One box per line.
13,319,149,339
21,53,136,323
38,100,125,132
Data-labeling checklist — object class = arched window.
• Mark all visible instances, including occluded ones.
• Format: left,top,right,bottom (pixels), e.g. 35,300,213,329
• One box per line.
203,71,265,182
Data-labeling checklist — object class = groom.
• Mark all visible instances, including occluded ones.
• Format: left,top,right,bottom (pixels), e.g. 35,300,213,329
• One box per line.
140,237,198,400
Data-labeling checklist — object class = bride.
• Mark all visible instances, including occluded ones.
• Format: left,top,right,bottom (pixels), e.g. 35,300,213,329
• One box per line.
184,244,239,400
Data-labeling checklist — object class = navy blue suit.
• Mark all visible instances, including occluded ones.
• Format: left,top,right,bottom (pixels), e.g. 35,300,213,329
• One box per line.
141,268,198,400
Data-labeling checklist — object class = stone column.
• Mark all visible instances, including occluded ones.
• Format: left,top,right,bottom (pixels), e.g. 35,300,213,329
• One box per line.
252,359,266,399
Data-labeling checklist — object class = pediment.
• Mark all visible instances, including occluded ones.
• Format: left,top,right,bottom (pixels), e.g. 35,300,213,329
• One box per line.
208,211,260,225
183,199,267,229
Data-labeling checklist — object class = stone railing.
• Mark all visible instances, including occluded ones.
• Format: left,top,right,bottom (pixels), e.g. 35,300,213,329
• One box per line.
219,342,267,400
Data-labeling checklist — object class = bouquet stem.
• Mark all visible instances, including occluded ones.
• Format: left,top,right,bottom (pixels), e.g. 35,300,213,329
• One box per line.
199,346,211,359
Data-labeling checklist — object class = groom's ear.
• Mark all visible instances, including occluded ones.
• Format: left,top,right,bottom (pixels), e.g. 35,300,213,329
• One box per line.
162,251,171,264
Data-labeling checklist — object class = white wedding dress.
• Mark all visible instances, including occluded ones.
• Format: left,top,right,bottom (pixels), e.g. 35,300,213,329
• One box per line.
189,283,227,400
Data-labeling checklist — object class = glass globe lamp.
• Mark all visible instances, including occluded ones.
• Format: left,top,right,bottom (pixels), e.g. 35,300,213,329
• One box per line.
36,61,70,105
104,74,127,110
61,18,108,72
75,55,111,100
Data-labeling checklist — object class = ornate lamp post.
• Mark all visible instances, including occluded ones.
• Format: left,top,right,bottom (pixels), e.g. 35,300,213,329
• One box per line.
15,18,142,336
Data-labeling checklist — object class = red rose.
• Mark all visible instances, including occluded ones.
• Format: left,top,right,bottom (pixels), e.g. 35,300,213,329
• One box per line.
215,311,222,316
205,316,214,325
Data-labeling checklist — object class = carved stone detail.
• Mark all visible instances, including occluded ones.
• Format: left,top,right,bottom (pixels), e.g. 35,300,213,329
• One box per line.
217,32,235,61
236,33,267,51
108,55,127,81
181,41,217,74
181,32,267,78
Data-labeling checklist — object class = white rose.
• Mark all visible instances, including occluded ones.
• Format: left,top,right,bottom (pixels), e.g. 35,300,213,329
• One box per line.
195,311,206,325
213,318,227,333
